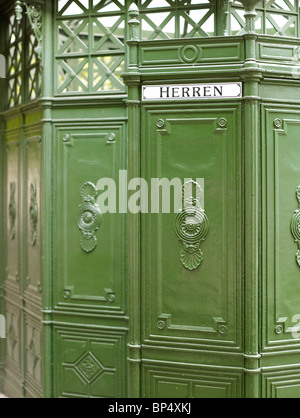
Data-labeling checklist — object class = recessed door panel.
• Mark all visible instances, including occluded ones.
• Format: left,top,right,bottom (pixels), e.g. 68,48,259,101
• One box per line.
4,131,22,399
54,124,126,314
262,109,300,351
141,106,242,351
24,131,43,398
53,122,128,398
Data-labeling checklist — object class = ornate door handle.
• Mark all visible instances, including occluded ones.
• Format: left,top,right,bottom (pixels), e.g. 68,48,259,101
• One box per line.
175,181,209,271
77,182,102,253
29,182,38,246
291,186,300,267
9,182,16,240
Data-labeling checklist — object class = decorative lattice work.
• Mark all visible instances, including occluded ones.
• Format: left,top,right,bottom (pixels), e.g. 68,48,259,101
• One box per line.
6,10,42,108
137,0,215,40
229,0,300,37
55,0,217,94
26,23,42,101
56,0,126,94
7,13,23,108
54,0,300,96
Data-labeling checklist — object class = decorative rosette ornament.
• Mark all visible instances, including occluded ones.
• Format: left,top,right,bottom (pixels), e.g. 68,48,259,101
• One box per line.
9,182,16,241
77,182,102,254
175,181,209,271
29,182,38,246
291,186,300,267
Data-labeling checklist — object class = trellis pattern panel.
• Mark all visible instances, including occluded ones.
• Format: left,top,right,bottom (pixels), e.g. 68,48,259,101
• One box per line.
55,0,218,95
137,0,215,40
56,0,126,93
229,0,300,37
54,0,300,96
6,10,41,108
25,24,42,102
6,13,23,108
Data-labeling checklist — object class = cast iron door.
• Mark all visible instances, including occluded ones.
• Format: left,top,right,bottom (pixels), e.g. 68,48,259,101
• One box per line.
52,121,128,398
4,113,43,398
141,103,244,398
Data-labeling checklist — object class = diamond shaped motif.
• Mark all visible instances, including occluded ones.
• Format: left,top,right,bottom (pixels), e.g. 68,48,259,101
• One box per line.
29,338,39,369
229,0,299,37
58,18,89,54
75,352,103,382
7,13,23,108
56,0,126,94
7,9,41,108
8,322,17,353
138,0,215,40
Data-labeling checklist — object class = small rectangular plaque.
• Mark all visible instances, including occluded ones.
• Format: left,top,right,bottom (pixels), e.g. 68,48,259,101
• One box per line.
142,83,242,101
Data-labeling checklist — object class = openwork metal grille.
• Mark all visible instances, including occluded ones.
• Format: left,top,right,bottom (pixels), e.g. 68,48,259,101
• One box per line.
229,0,300,37
6,10,42,108
26,19,42,101
53,0,300,96
55,0,216,94
137,0,215,40
56,0,126,94
7,13,23,108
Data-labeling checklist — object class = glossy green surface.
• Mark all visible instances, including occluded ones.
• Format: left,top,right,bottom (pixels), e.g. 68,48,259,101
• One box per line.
140,105,243,396
2,0,300,398
2,107,43,398
141,105,242,343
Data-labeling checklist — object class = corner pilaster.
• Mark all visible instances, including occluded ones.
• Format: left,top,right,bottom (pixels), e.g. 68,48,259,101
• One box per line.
40,0,53,399
238,0,263,399
124,3,142,399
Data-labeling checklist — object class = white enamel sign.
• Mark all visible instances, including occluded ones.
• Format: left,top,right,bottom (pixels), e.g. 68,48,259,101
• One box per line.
142,83,242,101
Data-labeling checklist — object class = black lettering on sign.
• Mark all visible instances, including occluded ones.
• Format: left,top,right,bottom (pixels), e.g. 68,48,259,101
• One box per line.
204,86,211,97
172,87,180,98
182,87,190,97
160,87,170,98
214,86,223,96
143,83,241,101
193,87,201,97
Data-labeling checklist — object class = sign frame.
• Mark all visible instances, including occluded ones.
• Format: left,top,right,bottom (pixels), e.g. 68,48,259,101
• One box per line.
142,82,243,101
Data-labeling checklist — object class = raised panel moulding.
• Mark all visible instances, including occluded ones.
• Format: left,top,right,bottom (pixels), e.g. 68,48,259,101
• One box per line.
291,186,300,268
77,182,102,254
175,181,209,271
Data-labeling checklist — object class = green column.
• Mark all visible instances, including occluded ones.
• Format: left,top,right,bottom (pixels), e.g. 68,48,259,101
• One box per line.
40,0,54,399
0,5,5,392
125,3,142,399
238,0,262,398
215,0,227,36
